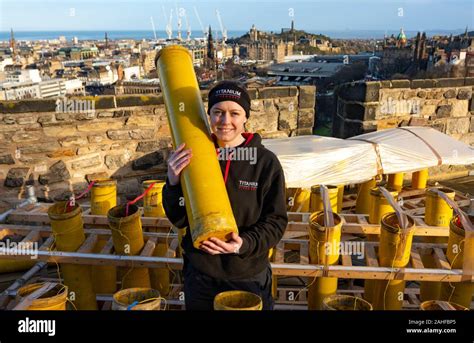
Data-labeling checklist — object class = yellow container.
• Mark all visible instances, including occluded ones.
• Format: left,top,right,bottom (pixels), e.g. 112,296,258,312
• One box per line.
439,215,474,308
368,187,399,224
372,212,415,310
420,300,468,311
308,211,342,310
323,295,373,311
411,169,428,189
48,202,97,310
90,179,117,295
269,248,277,299
112,288,161,310
16,283,68,311
108,204,151,289
336,184,344,213
424,187,455,227
355,178,376,215
142,180,166,217
420,187,455,301
288,188,311,212
156,45,238,249
214,291,263,310
310,185,339,213
91,179,117,215
387,173,404,192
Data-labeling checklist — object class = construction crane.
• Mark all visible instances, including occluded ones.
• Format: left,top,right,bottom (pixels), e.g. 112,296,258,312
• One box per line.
150,16,157,40
193,6,208,41
183,8,191,41
162,6,173,40
175,4,182,41
215,9,227,45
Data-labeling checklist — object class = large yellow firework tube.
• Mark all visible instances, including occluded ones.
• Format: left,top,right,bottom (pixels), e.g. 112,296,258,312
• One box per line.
439,214,474,308
108,204,151,289
156,45,238,248
372,212,415,310
420,187,455,302
308,211,342,310
48,202,98,310
142,180,170,297
90,179,117,295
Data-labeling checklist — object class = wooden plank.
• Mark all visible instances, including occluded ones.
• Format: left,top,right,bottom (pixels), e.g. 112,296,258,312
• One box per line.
275,242,285,263
410,247,425,269
100,237,114,254
13,282,57,310
77,234,99,254
341,253,352,266
300,242,309,265
39,236,55,251
140,237,157,257
20,230,41,243
433,248,451,270
365,244,379,267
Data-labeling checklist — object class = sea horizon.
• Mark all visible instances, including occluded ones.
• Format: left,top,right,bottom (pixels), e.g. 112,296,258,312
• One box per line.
0,28,468,42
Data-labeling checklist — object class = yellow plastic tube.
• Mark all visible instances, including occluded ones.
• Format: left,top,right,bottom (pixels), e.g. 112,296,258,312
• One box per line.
336,184,344,213
112,288,161,310
308,211,342,310
214,291,263,310
439,215,474,308
387,173,404,192
411,169,428,189
310,185,339,213
288,188,311,212
90,179,117,295
142,180,166,217
108,204,151,289
48,202,97,310
156,45,238,248
420,187,455,302
368,188,399,225
322,295,373,311
372,212,415,310
16,283,68,310
355,178,376,215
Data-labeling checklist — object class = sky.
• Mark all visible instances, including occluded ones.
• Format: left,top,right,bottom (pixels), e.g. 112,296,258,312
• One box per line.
0,0,472,32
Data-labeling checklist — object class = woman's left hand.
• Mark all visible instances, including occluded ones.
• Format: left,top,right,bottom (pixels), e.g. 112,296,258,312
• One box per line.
200,232,243,255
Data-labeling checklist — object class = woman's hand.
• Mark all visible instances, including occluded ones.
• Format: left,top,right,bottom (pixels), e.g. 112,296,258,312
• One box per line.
167,143,193,186
200,232,243,255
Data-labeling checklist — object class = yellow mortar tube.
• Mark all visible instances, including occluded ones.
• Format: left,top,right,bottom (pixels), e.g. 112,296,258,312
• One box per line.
16,283,68,310
355,178,376,215
411,169,428,189
439,215,474,308
289,188,311,212
336,184,344,213
308,211,342,310
372,212,415,310
268,248,277,299
214,291,263,310
48,202,98,310
156,45,238,249
142,180,170,297
108,204,151,289
90,179,117,295
310,185,339,213
368,187,399,225
420,187,455,302
387,173,404,192
365,186,398,303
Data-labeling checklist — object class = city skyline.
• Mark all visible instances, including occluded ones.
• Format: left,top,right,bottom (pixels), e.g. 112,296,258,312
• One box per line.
0,0,472,32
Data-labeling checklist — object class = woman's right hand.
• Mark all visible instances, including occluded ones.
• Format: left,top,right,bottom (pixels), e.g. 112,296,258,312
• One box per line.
167,143,193,186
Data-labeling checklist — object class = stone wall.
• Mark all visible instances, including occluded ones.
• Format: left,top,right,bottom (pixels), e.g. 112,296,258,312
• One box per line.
333,77,474,145
0,86,316,201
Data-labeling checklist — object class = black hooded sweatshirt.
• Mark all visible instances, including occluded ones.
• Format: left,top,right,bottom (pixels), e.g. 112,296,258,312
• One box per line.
162,132,288,280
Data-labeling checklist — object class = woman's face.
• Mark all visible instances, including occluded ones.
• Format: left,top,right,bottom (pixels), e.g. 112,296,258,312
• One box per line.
210,101,247,146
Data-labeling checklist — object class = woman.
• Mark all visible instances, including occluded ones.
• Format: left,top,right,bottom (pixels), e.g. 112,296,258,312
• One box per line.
162,81,287,310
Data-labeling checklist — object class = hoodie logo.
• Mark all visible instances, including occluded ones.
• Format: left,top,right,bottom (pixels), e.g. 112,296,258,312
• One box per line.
239,180,258,191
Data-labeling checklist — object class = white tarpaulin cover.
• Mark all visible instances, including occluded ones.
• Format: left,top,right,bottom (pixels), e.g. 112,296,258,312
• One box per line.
263,126,474,188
